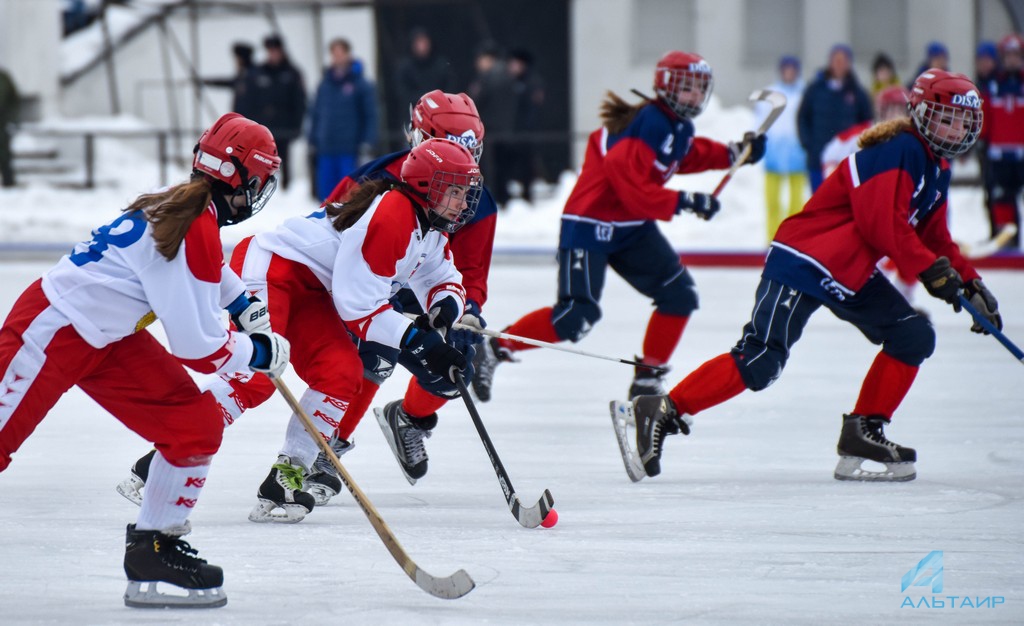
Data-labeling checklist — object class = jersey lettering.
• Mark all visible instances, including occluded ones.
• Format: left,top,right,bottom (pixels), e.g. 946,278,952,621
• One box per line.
69,212,148,266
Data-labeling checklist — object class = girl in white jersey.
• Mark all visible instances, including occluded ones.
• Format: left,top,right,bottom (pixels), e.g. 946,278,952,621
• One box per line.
0,113,289,608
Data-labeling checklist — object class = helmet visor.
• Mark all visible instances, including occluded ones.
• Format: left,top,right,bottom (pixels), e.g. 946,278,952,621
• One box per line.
912,101,982,158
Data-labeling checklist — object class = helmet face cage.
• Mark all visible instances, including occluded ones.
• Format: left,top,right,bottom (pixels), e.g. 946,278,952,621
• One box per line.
654,66,713,119
407,101,485,162
425,170,483,234
909,72,984,159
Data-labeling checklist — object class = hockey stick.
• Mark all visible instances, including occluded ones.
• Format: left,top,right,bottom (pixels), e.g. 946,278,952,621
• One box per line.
960,224,1018,259
453,371,556,528
269,376,475,599
711,89,788,197
957,295,1024,364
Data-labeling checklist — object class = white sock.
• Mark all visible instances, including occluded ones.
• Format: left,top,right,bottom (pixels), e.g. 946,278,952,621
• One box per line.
202,374,251,426
136,451,209,532
279,388,348,470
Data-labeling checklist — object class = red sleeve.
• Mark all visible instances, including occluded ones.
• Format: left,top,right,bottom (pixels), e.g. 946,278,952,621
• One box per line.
603,138,679,221
361,193,417,278
183,207,223,283
324,175,359,205
449,213,496,307
676,137,732,174
917,201,981,283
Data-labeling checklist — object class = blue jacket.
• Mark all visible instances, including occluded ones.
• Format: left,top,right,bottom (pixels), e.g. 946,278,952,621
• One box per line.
797,70,872,170
308,60,378,155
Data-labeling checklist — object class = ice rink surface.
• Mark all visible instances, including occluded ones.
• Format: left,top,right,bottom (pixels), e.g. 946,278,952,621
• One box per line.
0,260,1022,624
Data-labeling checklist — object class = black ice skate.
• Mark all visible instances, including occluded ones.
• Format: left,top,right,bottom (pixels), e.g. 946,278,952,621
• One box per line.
834,413,917,482
116,449,156,506
628,359,670,401
374,400,438,485
304,435,354,506
123,523,226,608
248,456,316,523
633,395,690,478
471,336,515,402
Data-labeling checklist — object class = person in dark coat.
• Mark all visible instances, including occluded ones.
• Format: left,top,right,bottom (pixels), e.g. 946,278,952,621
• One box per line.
394,28,457,122
468,42,518,207
308,38,378,201
252,34,307,190
0,66,19,188
202,42,259,119
505,48,545,204
797,44,873,191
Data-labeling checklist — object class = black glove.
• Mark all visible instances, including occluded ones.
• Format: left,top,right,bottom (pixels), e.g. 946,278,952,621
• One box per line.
449,299,485,352
423,295,460,337
964,278,1002,334
918,256,963,310
728,131,767,166
676,191,721,221
401,316,468,383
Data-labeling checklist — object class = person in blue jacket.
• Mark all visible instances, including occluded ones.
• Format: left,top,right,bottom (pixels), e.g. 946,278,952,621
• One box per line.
797,44,873,191
308,38,378,200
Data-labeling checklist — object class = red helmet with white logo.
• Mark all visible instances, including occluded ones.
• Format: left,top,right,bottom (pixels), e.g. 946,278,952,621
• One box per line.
400,138,483,234
193,113,281,224
653,51,714,120
908,70,983,159
408,90,486,162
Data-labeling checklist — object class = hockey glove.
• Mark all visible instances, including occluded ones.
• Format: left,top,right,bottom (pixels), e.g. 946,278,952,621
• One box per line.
918,256,963,310
676,191,721,221
401,317,468,383
449,300,486,351
228,294,271,334
423,295,461,337
248,330,291,378
728,131,767,166
964,278,1002,334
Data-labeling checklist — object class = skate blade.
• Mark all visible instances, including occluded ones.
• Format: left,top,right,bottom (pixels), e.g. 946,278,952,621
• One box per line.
833,456,916,482
373,407,418,486
116,475,144,507
609,401,647,482
305,484,339,506
124,580,227,608
248,499,310,523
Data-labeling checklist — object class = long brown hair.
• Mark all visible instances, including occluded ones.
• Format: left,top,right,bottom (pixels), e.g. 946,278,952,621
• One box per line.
123,176,212,260
600,91,645,134
325,178,417,231
858,118,913,150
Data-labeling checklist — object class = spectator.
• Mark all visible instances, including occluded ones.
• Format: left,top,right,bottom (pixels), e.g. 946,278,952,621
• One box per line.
797,44,873,191
505,48,545,204
870,52,901,100
393,28,457,141
759,55,806,243
202,42,259,118
909,41,950,87
468,42,517,207
975,41,1000,94
981,33,1024,248
252,34,306,190
308,38,378,201
0,66,19,188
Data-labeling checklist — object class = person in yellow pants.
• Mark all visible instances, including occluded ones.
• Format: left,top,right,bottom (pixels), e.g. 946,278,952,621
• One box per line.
758,56,807,243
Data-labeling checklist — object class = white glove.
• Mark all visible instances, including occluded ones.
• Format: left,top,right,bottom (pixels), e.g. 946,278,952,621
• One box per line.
232,296,271,334
248,330,290,378
459,311,484,331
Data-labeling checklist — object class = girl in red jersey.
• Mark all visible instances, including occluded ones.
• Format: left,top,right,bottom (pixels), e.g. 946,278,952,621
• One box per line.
619,70,1002,484
0,113,288,607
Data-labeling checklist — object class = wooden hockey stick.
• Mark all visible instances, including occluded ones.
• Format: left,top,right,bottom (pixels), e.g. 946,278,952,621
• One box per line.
960,224,1017,259
958,295,1024,364
453,371,555,528
711,89,788,197
269,376,476,599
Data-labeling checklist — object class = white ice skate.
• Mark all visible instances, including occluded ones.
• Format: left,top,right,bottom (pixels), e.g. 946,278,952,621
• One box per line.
609,401,647,482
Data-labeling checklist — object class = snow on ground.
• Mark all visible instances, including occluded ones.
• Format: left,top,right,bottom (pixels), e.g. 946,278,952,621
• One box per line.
0,261,1022,624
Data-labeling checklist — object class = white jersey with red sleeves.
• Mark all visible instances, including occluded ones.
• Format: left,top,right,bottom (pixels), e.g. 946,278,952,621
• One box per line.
255,189,465,349
40,204,253,375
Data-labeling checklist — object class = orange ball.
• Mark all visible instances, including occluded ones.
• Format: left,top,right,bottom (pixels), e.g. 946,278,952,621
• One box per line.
541,508,558,528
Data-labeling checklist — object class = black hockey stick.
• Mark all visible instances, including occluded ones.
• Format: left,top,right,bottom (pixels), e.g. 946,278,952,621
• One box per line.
453,371,555,528
958,294,1024,364
270,376,475,599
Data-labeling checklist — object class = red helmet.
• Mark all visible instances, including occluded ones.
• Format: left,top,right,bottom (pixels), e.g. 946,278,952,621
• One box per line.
998,33,1024,54
653,51,714,119
408,90,485,162
908,70,983,159
875,85,909,121
193,113,281,223
400,138,483,234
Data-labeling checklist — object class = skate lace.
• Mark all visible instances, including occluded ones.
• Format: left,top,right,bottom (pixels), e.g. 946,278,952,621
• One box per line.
400,426,432,465
157,537,207,572
272,462,306,490
312,439,352,475
862,421,898,449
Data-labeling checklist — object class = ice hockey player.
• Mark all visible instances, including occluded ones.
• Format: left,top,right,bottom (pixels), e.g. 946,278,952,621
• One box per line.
0,112,289,607
472,50,766,403
618,70,1000,483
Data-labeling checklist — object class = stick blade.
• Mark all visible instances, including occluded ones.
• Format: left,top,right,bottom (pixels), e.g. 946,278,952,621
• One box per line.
510,488,555,529
414,568,476,599
749,88,787,108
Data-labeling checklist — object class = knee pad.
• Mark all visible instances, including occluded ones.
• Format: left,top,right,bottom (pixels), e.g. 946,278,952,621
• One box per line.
731,349,786,392
653,271,699,317
551,298,602,343
882,316,935,366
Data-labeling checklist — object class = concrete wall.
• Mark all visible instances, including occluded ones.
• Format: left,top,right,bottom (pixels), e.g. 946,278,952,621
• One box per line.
0,0,61,118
